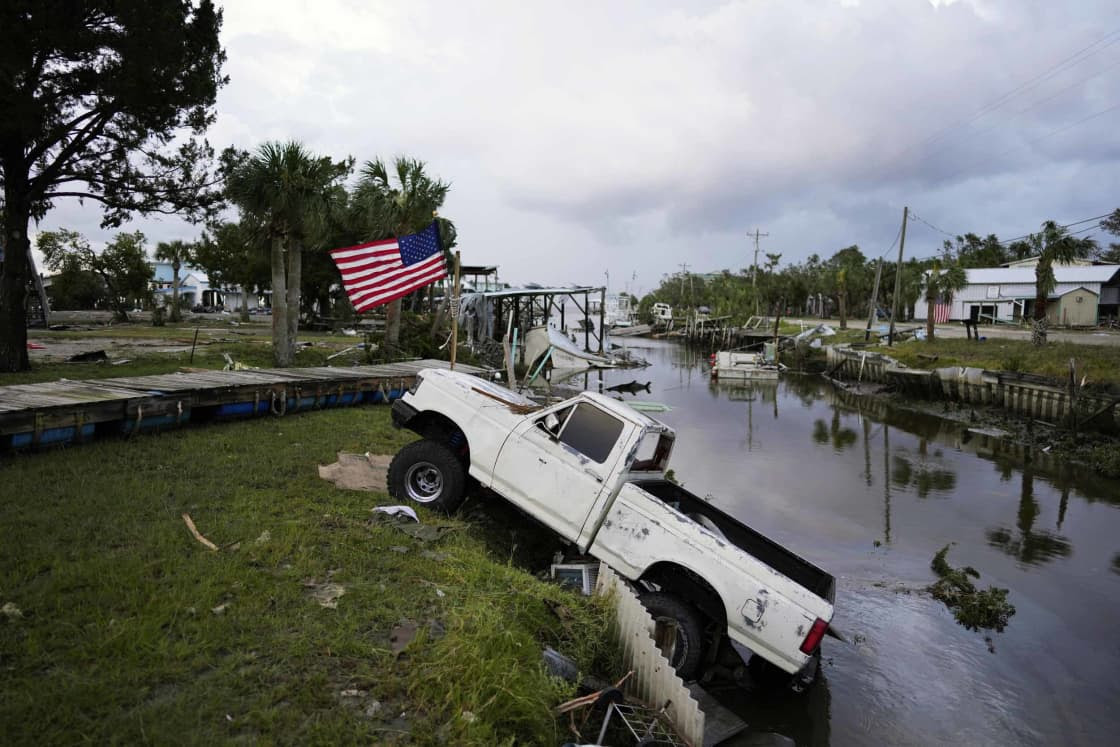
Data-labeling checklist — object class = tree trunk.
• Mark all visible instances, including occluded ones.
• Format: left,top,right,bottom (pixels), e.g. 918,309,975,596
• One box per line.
286,239,302,357
926,296,936,341
385,297,402,354
1033,266,1048,346
838,293,847,329
168,259,180,322
99,271,131,323
271,235,291,366
0,181,32,372
239,285,250,322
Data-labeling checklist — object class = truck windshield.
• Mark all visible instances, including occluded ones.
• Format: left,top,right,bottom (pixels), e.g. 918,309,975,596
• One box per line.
630,431,673,471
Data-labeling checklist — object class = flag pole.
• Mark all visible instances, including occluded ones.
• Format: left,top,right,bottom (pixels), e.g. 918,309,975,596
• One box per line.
450,250,461,371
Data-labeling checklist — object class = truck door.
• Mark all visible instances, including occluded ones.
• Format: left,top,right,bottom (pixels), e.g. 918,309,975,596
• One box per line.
492,401,627,542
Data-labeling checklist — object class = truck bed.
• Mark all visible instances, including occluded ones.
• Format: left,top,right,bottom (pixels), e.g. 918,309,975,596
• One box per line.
629,479,836,603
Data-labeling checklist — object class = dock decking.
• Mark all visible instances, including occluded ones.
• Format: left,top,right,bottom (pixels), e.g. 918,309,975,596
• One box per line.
0,359,489,449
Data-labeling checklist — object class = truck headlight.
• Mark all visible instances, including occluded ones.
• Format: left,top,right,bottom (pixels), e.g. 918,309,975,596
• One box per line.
408,373,424,395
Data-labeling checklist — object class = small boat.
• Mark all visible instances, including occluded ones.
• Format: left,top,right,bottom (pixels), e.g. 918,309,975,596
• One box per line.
710,350,780,381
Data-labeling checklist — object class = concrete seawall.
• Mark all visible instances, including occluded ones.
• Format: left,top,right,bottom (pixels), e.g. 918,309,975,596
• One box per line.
825,346,1119,433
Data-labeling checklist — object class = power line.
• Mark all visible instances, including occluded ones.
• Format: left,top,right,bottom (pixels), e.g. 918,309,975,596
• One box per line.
874,27,1120,173
912,54,1120,168
904,209,1114,250
1021,100,1120,148
908,211,956,238
997,212,1114,246
878,223,903,259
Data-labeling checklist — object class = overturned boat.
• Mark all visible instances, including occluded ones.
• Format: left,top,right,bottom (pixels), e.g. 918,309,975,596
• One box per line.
522,325,615,372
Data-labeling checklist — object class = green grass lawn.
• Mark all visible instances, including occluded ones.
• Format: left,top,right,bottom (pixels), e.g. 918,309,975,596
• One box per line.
0,407,614,744
873,337,1120,389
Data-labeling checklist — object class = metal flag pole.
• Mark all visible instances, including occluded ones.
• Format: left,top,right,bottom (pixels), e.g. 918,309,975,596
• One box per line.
450,250,461,370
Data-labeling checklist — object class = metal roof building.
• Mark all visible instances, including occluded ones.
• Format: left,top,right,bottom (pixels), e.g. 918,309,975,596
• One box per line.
913,264,1120,325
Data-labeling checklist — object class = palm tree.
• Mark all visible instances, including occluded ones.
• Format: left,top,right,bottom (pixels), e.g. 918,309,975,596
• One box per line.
836,268,848,329
352,157,450,352
1026,221,1094,346
923,258,967,341
154,240,193,322
227,141,350,366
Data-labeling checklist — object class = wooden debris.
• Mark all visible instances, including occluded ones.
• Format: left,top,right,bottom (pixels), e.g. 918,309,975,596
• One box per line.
470,386,538,414
181,512,219,551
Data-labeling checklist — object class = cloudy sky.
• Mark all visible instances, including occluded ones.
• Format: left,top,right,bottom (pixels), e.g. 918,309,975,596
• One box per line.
41,0,1120,296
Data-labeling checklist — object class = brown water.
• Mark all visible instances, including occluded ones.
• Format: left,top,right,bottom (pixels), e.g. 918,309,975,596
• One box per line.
579,338,1120,746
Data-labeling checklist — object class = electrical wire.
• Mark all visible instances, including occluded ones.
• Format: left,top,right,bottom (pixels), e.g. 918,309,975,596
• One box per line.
908,211,956,238
906,210,1115,249
877,223,903,259
880,27,1120,171
911,54,1120,168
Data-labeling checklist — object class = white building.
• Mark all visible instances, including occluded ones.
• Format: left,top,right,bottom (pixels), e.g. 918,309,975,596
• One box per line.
913,263,1120,326
150,260,265,311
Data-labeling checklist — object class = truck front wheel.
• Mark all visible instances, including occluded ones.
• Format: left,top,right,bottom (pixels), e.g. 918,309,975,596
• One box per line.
638,592,705,680
388,439,466,514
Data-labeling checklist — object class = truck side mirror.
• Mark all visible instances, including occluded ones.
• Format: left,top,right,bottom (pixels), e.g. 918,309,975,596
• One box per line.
544,413,561,435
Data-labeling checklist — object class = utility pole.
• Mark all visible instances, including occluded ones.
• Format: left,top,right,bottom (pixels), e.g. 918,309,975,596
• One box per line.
888,206,909,346
864,258,883,342
678,263,689,298
750,229,769,316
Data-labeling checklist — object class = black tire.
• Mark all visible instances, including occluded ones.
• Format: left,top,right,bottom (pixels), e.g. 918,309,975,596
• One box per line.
638,592,705,680
387,439,466,514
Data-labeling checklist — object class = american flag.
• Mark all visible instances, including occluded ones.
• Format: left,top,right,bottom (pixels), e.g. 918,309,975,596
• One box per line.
933,302,952,324
330,222,446,313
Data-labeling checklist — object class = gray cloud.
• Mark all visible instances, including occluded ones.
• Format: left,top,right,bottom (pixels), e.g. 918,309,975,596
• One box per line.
32,0,1120,295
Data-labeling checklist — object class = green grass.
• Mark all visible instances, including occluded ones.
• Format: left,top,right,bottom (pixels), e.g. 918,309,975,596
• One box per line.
0,408,614,744
873,337,1120,389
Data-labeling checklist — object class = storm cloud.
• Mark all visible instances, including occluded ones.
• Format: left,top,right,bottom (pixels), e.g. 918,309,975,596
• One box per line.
38,0,1120,295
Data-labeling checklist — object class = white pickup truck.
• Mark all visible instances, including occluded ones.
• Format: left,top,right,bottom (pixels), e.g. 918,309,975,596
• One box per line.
388,368,835,688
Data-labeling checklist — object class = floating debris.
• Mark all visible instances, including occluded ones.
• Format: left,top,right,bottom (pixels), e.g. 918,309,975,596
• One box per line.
928,544,1015,633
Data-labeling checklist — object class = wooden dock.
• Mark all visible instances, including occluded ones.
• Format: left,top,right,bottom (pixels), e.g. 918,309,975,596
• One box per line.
0,359,489,450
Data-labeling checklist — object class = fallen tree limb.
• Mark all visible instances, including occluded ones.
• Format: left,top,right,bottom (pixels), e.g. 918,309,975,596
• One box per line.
182,513,219,551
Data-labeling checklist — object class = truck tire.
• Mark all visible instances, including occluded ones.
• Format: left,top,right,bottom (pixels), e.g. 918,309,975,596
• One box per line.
638,592,705,680
388,439,466,514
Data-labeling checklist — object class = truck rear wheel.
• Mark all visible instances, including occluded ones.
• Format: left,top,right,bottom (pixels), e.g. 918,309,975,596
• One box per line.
638,592,705,680
388,439,466,514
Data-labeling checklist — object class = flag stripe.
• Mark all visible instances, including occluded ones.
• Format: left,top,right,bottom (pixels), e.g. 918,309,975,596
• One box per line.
329,237,398,260
329,222,446,312
352,266,448,312
346,256,446,305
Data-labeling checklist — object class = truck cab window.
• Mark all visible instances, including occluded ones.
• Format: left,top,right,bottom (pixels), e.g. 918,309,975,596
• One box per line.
557,403,623,463
536,405,573,437
631,432,673,471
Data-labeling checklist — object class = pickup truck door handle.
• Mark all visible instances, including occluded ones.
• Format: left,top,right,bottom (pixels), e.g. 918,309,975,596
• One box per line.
584,468,603,483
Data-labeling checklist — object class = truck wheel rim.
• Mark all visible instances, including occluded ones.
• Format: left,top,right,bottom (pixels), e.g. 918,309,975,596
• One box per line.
404,461,443,503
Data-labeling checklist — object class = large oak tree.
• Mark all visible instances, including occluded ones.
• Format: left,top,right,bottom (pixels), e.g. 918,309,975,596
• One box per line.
0,0,227,371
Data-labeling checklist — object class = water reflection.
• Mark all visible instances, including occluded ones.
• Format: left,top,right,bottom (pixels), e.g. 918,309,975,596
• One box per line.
889,443,958,499
985,458,1073,567
812,410,858,451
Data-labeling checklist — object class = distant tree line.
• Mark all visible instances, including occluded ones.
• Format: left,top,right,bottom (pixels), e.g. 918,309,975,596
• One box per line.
639,210,1118,346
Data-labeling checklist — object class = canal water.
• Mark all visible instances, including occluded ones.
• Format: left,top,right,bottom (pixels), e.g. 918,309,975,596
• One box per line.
570,337,1120,746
